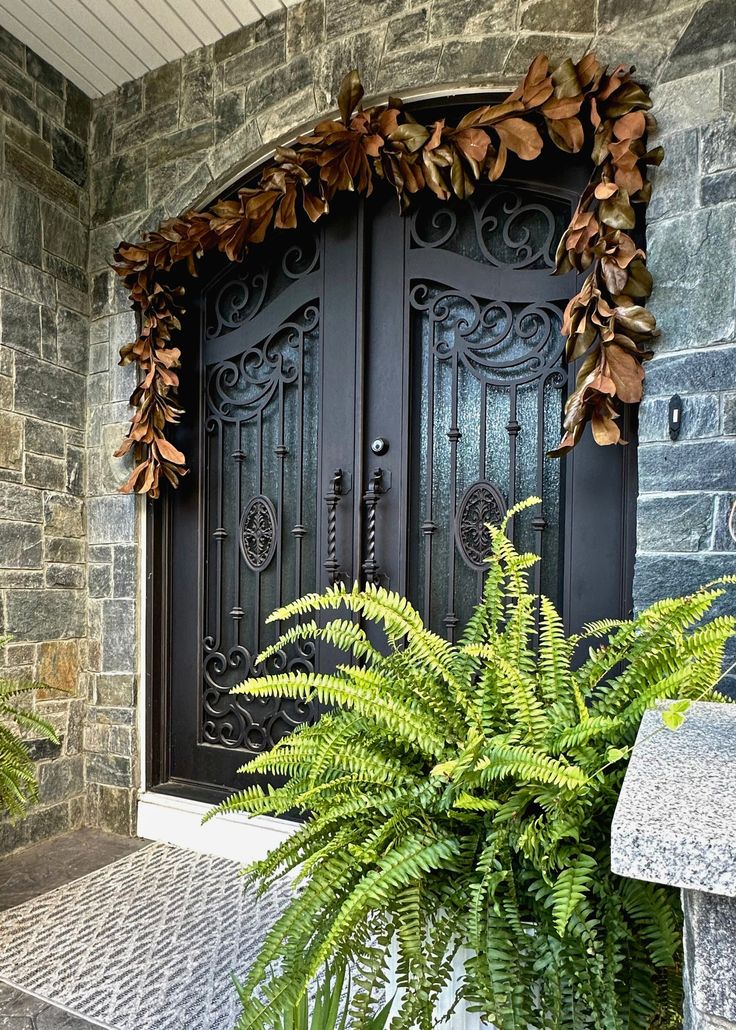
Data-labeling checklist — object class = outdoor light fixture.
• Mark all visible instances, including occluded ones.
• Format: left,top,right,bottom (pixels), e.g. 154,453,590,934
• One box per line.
668,395,683,441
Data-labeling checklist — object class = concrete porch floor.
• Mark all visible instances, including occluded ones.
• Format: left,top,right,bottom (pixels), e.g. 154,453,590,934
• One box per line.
0,829,149,1029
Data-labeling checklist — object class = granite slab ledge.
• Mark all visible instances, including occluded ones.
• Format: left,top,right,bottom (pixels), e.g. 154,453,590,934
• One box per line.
611,701,736,898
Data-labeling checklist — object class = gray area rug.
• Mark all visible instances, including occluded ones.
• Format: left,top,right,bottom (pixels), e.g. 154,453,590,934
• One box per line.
0,841,289,1030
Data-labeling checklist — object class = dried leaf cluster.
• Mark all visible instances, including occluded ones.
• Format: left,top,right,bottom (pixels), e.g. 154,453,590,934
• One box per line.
113,54,660,497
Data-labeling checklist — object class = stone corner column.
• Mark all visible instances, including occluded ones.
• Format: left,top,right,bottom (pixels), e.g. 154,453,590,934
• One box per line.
611,702,736,1030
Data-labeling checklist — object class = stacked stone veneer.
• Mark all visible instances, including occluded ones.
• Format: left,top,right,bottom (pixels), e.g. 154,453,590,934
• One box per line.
0,27,90,850
1,0,736,851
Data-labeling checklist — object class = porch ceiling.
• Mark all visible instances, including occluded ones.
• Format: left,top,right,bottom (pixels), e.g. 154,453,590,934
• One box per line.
0,0,300,98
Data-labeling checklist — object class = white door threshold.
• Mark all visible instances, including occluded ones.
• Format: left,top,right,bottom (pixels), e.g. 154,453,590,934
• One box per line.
136,791,297,864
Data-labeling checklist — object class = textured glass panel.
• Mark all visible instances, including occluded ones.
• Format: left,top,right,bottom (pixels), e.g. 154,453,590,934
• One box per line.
201,300,321,752
407,179,571,635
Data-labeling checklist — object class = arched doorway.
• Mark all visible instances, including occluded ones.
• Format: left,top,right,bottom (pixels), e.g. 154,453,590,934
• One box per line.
146,101,637,803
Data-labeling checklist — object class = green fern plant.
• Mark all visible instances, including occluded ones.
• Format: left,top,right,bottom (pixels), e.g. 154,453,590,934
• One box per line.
0,636,60,818
262,963,392,1030
208,498,735,1030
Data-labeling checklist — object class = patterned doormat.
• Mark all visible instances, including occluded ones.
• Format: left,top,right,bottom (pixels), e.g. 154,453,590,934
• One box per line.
0,841,289,1030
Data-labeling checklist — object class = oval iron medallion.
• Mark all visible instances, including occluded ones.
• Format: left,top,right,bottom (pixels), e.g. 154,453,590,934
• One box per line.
454,480,507,570
239,495,278,572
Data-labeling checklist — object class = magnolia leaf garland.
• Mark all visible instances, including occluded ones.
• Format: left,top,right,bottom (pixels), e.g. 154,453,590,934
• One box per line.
113,53,662,498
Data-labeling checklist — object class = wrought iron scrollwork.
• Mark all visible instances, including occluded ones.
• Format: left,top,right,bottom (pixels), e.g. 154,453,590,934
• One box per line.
240,495,278,572
454,481,507,571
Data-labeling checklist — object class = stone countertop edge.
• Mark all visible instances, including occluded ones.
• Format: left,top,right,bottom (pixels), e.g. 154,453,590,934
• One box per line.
610,701,736,898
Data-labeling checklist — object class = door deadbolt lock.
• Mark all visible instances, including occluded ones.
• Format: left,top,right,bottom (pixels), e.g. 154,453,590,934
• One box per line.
371,437,389,455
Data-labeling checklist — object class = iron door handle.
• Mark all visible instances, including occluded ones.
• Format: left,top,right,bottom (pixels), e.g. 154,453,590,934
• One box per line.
362,467,385,585
324,469,345,586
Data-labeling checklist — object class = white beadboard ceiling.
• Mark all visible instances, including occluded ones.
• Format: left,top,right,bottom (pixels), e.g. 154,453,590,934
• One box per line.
0,0,300,98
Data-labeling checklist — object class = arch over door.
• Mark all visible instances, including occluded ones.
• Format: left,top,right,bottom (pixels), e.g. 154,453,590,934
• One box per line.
147,152,636,803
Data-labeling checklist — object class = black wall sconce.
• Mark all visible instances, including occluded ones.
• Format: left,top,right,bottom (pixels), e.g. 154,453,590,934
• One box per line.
668,395,683,441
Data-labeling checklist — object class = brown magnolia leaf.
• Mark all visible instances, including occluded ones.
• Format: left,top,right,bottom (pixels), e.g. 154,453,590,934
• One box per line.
546,116,584,153
389,122,430,152
156,438,187,465
541,95,583,120
599,189,636,229
591,407,621,445
594,182,618,199
551,57,582,98
494,118,543,160
604,81,653,117
621,258,653,298
338,70,364,125
613,110,646,141
452,127,490,165
487,141,508,181
614,300,657,335
605,343,645,403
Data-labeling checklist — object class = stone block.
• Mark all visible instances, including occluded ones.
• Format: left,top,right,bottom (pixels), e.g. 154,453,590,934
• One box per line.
0,180,42,267
647,129,699,222
327,0,407,39
0,521,42,568
437,36,516,81
0,53,33,97
5,118,51,164
25,419,64,457
215,90,245,142
26,49,63,96
66,444,84,498
646,347,736,399
112,544,137,598
637,493,713,552
701,169,736,206
5,143,79,212
651,69,721,134
38,755,84,805
1,290,42,356
21,799,72,849
0,412,23,471
101,598,136,673
24,736,62,761
221,35,285,90
312,30,386,110
385,9,429,50
116,78,143,122
181,50,213,125
0,483,43,523
638,393,720,443
724,394,736,435
648,207,736,353
41,307,56,362
44,493,83,537
94,784,134,836
214,9,285,64
24,453,66,492
144,61,181,109
37,84,64,121
0,253,55,308
377,46,442,95
638,441,736,493
520,0,593,32
91,104,114,160
147,123,214,168
92,155,147,224
208,119,262,183
87,495,136,545
113,100,179,153
56,308,89,374
14,353,85,429
36,639,80,696
684,889,736,1023
88,562,112,598
635,553,736,612
0,83,40,133
6,589,85,641
0,26,25,67
257,87,317,145
44,536,84,563
95,673,136,707
286,0,325,58
431,0,515,36
86,752,131,789
713,495,736,552
702,115,736,174
41,201,86,270
45,563,84,589
661,0,736,83
65,81,91,141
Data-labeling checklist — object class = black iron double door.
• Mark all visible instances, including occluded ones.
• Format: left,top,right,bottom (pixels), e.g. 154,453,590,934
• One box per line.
155,165,636,802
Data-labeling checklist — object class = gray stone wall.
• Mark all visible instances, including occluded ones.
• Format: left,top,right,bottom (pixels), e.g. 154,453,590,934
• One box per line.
0,27,90,851
1,0,735,850
684,889,736,1029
